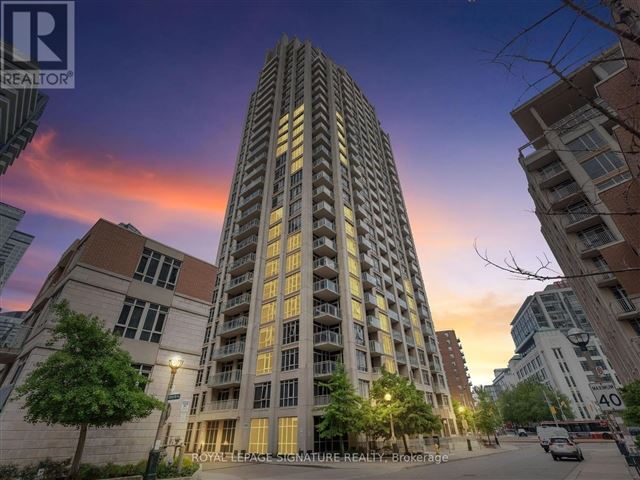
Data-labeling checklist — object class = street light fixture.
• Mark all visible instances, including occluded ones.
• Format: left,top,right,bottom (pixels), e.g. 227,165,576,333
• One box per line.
566,328,590,351
383,392,398,453
144,356,183,480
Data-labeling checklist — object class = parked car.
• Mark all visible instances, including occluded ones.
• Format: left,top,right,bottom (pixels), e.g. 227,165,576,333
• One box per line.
549,437,583,461
537,426,570,452
517,428,528,437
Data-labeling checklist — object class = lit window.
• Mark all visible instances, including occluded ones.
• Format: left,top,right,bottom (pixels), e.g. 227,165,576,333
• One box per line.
284,295,300,318
259,325,275,349
379,312,390,332
286,251,301,272
414,330,425,348
279,113,289,126
345,222,355,238
276,143,288,156
291,145,303,159
384,357,397,373
294,104,304,118
270,207,283,225
287,232,301,252
268,223,282,241
290,157,303,173
266,240,280,258
376,294,386,310
348,255,359,276
381,333,393,355
346,238,357,255
261,302,276,323
278,417,298,454
277,132,288,145
339,151,348,165
349,276,361,298
263,279,278,300
265,258,279,278
285,272,301,295
256,352,273,375
248,418,269,454
292,123,304,138
351,299,363,321
344,206,353,222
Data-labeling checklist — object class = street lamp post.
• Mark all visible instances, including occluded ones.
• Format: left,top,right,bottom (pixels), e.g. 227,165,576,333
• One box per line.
144,356,184,480
384,393,399,453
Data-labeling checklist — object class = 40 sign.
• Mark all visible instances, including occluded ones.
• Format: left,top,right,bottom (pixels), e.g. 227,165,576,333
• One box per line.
590,382,625,412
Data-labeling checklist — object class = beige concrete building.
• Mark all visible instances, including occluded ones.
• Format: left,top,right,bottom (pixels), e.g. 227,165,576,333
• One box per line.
512,43,640,385
0,219,216,465
187,35,456,456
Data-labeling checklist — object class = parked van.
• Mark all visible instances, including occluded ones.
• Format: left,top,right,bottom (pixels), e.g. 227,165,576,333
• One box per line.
536,426,570,452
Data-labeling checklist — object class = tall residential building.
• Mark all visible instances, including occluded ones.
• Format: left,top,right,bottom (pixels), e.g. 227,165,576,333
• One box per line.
436,330,474,408
0,41,48,175
512,43,640,384
491,283,619,420
188,35,456,455
0,202,34,294
0,219,216,465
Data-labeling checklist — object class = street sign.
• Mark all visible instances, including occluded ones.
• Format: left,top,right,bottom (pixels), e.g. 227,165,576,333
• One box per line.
167,393,181,401
590,382,624,412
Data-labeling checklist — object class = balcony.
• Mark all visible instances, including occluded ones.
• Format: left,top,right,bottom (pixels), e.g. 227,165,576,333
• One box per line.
208,369,242,387
241,177,264,196
312,158,332,175
313,218,336,237
363,292,377,309
409,355,419,368
400,316,411,329
313,201,335,218
564,206,599,233
212,342,245,361
218,316,248,337
226,272,253,295
366,315,382,331
358,236,373,252
204,399,239,412
396,352,407,364
314,395,331,406
369,340,384,356
313,256,338,277
578,227,617,257
314,303,341,326
538,160,569,187
313,185,333,202
313,279,339,301
232,235,258,257
234,219,260,241
312,171,333,187
238,190,262,209
549,181,581,206
614,296,638,319
313,237,336,256
228,253,256,275
222,293,251,315
313,331,343,351
406,335,416,348
359,253,375,271
392,330,403,343
388,310,399,323
0,321,30,364
314,360,340,378
361,272,379,289
312,145,332,162
238,204,262,223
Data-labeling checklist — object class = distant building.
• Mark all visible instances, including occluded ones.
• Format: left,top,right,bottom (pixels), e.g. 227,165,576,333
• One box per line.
0,41,49,175
492,283,619,419
0,219,217,465
436,330,474,408
0,202,34,294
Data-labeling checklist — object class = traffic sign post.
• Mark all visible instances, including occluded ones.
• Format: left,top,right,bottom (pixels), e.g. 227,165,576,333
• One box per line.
589,382,625,412
167,393,181,401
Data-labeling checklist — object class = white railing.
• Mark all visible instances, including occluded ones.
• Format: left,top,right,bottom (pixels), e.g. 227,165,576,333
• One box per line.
314,331,343,346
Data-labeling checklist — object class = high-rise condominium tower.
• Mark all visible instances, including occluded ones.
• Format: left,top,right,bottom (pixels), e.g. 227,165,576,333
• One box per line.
188,36,456,455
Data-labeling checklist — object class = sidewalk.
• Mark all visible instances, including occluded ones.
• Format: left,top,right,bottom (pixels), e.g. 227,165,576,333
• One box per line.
564,447,639,480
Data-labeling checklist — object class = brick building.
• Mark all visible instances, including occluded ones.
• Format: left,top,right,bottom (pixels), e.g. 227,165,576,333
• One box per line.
0,219,216,465
436,330,474,408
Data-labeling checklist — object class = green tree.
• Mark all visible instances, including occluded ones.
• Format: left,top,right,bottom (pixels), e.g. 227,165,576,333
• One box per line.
452,399,476,434
371,370,440,453
621,380,640,427
317,364,363,454
15,302,164,478
474,387,502,443
498,380,574,426
360,400,388,454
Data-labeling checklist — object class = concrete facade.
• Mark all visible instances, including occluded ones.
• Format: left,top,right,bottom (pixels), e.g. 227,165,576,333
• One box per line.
436,330,474,408
0,203,34,294
188,35,457,456
511,40,640,384
0,219,216,465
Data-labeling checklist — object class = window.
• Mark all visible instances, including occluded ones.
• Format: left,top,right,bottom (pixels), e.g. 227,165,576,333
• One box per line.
582,151,625,179
344,206,353,222
195,368,203,387
288,216,302,233
268,223,282,241
286,251,301,272
248,418,269,454
132,363,153,390
203,421,218,451
278,417,298,454
220,419,236,453
263,279,278,300
261,301,276,323
256,352,273,375
284,295,300,318
114,298,168,343
184,423,194,451
254,382,271,408
351,299,363,321
134,248,182,290
281,348,299,371
265,258,279,278
291,157,303,173
280,379,298,407
358,379,370,398
290,170,303,185
270,207,283,225
349,276,361,298
190,393,200,415
353,323,365,346
287,232,302,252
282,320,299,344
258,325,275,349
356,350,367,372
381,333,393,355
346,238,357,255
285,272,301,295
348,256,359,276
565,129,607,159
289,199,302,216
266,240,280,258
200,392,207,412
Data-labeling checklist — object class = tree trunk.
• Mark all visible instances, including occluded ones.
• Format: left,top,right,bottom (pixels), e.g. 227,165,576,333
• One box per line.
340,434,345,455
70,423,88,479
402,434,409,454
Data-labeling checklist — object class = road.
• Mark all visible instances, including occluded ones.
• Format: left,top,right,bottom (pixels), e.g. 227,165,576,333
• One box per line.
199,443,632,480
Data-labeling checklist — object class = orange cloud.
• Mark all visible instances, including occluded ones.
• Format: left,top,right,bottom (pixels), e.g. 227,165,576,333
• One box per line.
2,130,230,228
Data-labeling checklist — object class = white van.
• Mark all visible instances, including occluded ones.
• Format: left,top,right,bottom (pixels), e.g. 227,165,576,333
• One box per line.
536,426,570,452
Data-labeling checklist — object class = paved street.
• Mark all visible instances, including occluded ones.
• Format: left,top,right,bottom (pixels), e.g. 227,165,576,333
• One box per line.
198,443,635,480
